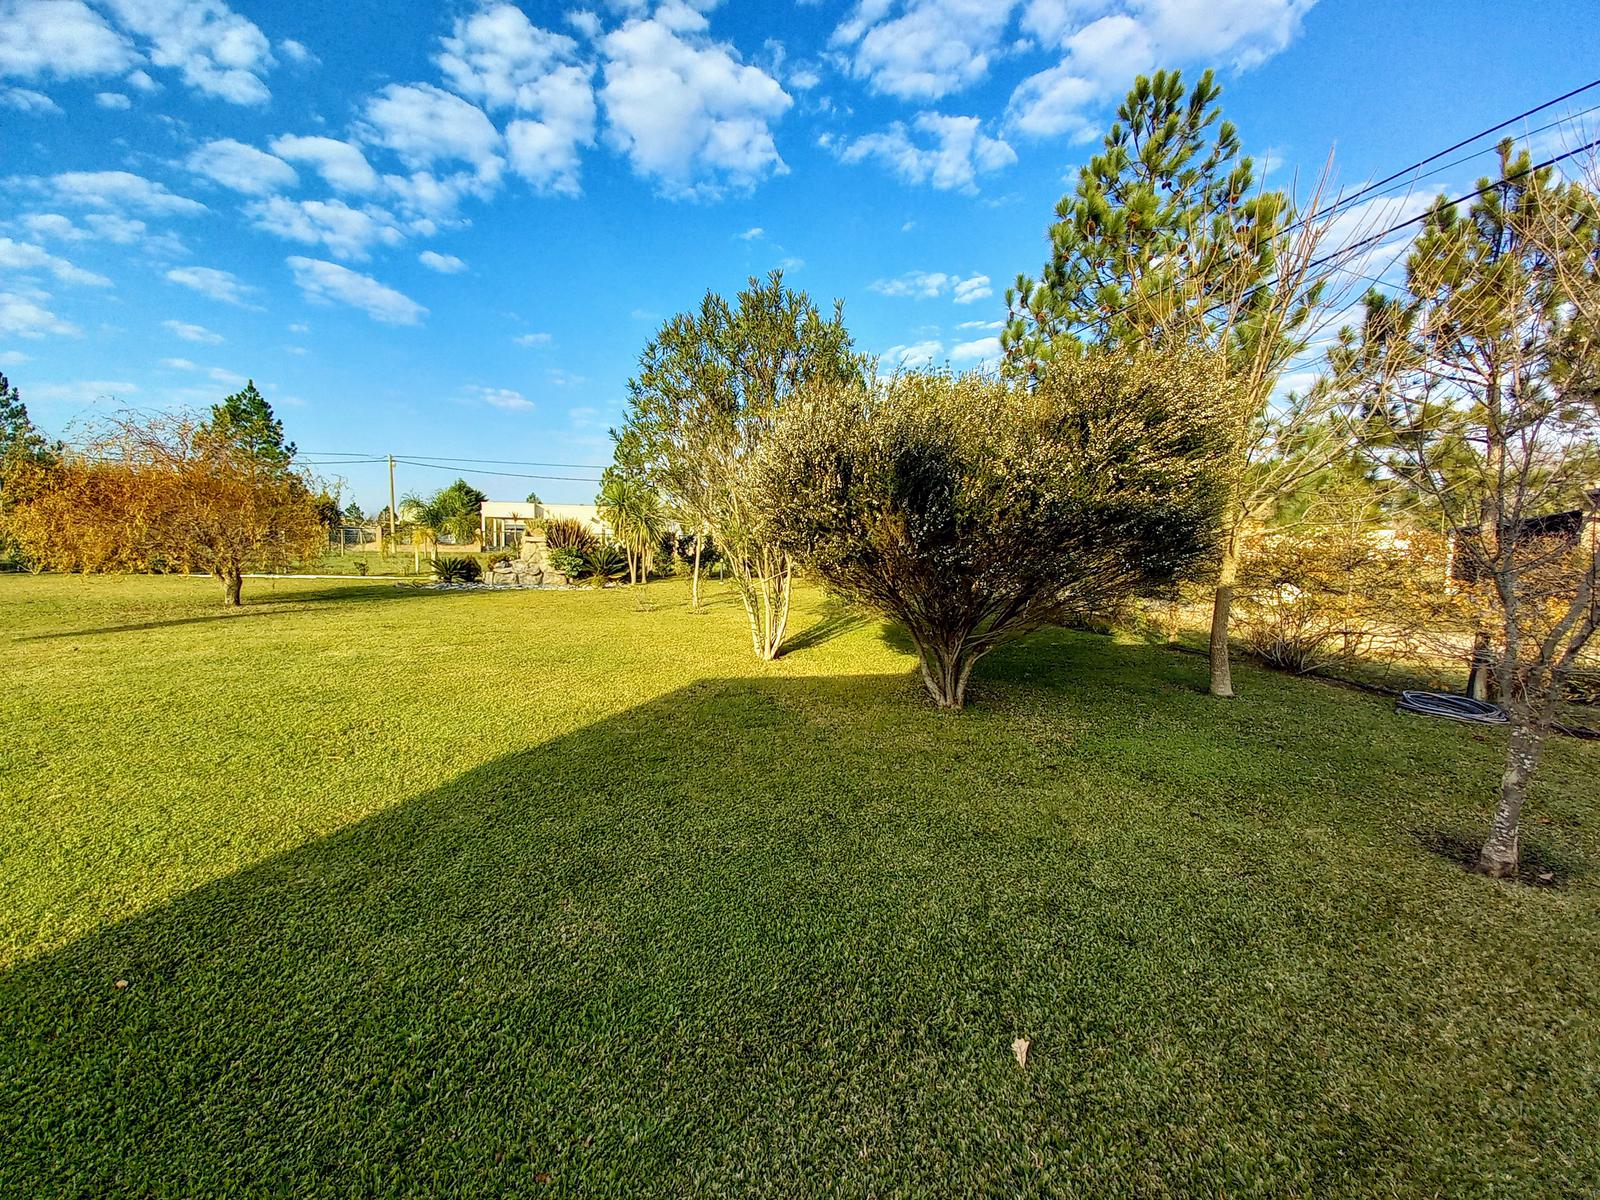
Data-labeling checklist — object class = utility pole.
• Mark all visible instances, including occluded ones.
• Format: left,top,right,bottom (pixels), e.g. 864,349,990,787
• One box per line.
387,455,397,539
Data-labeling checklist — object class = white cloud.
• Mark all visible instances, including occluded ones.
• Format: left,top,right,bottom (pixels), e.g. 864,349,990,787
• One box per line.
0,0,137,81
465,384,534,411
737,226,764,240
20,211,166,248
831,0,1018,100
247,197,403,260
1,86,61,113
871,270,953,299
95,90,132,108
362,82,503,183
599,4,792,198
160,357,244,385
286,256,427,325
278,38,315,64
567,10,600,39
956,318,1002,330
0,289,80,338
832,112,1014,192
951,335,1000,361
166,264,253,306
0,238,112,287
869,269,992,302
0,349,29,365
953,273,991,303
44,170,206,215
24,379,139,405
419,249,467,273
186,138,298,195
882,339,943,368
269,135,381,194
437,3,595,195
163,318,223,343
98,0,276,104
512,331,552,346
1008,0,1314,138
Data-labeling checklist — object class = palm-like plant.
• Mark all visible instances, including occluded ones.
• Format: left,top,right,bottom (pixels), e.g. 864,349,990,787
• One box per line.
596,475,665,585
399,493,451,563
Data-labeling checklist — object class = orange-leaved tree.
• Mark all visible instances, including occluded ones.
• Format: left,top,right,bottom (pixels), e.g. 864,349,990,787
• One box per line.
3,390,325,606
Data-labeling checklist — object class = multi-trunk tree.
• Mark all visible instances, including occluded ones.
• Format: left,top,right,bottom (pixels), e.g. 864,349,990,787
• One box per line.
613,271,864,658
1335,140,1600,878
1002,69,1351,699
753,353,1232,708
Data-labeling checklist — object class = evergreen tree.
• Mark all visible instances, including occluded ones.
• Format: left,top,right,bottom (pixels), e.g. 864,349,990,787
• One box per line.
1334,139,1600,878
1,372,51,472
1003,68,1342,699
204,380,295,471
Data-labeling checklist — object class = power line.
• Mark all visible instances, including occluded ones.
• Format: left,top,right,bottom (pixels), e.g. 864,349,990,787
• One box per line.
301,450,609,469
391,458,601,483
1313,76,1600,219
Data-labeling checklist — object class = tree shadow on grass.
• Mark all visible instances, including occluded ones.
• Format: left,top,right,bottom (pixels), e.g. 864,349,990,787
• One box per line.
782,596,868,654
13,581,446,642
3,666,1596,1197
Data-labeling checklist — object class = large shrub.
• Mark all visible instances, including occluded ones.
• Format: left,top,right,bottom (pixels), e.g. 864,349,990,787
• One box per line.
753,353,1231,707
545,517,596,556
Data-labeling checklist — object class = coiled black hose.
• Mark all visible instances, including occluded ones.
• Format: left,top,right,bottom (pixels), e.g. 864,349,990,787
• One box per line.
1395,691,1509,725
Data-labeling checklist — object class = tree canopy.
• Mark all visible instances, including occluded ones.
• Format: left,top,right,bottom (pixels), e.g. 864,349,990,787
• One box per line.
613,270,865,656
753,353,1233,707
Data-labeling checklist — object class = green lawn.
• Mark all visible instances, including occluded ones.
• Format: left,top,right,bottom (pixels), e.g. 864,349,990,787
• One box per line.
3,574,1597,1198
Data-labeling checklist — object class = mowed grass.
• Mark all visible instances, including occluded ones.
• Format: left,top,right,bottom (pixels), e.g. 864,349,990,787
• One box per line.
2,574,1598,1198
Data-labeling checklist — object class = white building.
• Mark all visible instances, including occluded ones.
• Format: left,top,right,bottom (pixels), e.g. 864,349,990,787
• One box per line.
479,500,604,549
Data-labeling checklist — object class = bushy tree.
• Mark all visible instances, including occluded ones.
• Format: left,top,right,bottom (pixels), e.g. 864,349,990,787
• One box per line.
752,353,1233,707
614,270,865,656
1335,140,1600,877
1003,68,1351,700
3,408,324,605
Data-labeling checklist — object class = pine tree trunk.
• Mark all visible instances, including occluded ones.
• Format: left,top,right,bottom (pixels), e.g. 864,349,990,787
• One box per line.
1478,706,1552,878
1208,545,1238,698
691,538,702,611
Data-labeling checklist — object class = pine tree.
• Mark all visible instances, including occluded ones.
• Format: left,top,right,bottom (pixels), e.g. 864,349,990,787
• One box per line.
1003,68,1342,699
204,380,295,471
1335,140,1600,877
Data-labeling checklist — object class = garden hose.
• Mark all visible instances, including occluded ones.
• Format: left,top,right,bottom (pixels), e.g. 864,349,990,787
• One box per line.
1395,691,1508,725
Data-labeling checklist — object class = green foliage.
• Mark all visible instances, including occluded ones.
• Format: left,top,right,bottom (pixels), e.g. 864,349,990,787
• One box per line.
203,381,295,471
753,353,1232,706
613,270,865,650
584,543,628,585
353,560,369,576
0,373,55,567
546,546,589,578
596,471,665,584
401,479,483,547
544,517,597,555
342,501,365,525
430,555,482,583
525,491,541,505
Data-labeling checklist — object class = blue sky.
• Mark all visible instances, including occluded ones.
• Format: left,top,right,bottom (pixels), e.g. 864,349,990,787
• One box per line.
2,0,1595,509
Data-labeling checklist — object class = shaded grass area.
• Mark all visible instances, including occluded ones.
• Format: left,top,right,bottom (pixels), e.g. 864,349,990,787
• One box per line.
2,574,1598,1197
